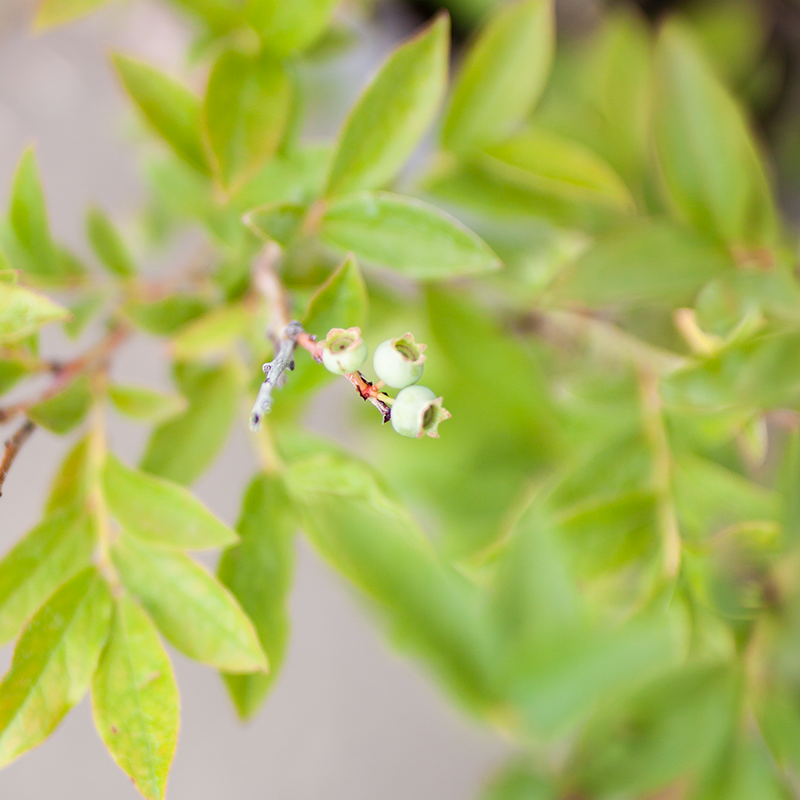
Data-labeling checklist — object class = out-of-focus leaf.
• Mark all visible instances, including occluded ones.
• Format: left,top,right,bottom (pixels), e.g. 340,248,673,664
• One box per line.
0,507,96,645
170,304,250,359
653,22,776,248
125,294,211,336
244,202,306,246
28,376,93,434
139,360,240,485
0,281,68,344
64,291,105,340
285,451,495,710
478,762,558,800
555,219,734,306
0,568,113,768
202,50,291,189
0,359,27,395
112,535,267,673
325,15,449,197
574,662,741,798
756,680,800,776
103,453,238,550
45,436,92,514
35,0,111,27
218,474,295,719
319,191,500,278
86,207,137,278
92,594,179,800
245,0,338,57
108,384,186,423
442,0,554,154
113,54,209,174
8,148,59,279
779,429,800,547
481,127,633,212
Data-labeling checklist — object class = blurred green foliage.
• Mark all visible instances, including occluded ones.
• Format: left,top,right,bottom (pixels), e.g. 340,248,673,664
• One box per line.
2,0,800,798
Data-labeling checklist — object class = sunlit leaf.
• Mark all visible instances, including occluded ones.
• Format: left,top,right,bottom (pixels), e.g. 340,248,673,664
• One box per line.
45,436,92,514
112,535,268,673
108,384,187,423
86,207,137,278
0,281,68,344
0,568,113,769
319,191,500,278
92,594,179,800
245,0,338,57
325,15,449,197
35,0,112,28
125,294,212,337
170,304,250,359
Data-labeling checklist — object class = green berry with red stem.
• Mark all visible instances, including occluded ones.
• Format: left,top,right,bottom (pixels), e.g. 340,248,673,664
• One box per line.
321,327,368,375
373,332,426,389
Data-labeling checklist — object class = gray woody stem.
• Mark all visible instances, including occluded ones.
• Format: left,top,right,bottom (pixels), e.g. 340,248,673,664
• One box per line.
250,321,304,431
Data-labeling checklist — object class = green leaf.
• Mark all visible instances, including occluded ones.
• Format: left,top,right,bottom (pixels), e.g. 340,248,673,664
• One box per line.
8,148,58,278
243,202,306,247
0,358,28,396
653,22,777,248
479,762,558,800
45,436,92,514
555,219,734,306
245,0,338,57
112,535,267,673
0,280,68,344
125,294,211,336
28,376,93,434
35,0,112,28
202,50,291,189
0,507,97,645
319,191,500,278
0,568,113,769
103,452,238,550
64,290,106,340
113,54,209,174
442,0,554,154
218,474,295,719
139,360,240,485
108,384,186,423
92,594,179,800
170,304,250,359
325,15,449,197
481,127,634,211
86,207,137,278
285,451,495,710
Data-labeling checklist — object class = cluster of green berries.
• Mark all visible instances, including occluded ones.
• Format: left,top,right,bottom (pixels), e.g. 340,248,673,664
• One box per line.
320,327,450,439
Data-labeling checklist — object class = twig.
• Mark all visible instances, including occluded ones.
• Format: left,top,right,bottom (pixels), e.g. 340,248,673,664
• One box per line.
249,245,392,429
0,323,130,425
0,420,36,498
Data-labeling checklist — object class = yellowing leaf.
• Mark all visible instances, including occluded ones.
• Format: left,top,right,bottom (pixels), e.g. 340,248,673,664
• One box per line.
0,281,68,344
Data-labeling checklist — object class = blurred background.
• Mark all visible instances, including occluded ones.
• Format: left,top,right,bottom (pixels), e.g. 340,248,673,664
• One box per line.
1,0,800,797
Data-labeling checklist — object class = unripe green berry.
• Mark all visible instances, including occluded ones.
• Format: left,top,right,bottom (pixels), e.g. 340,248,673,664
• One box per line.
373,333,426,389
390,385,451,439
321,327,368,375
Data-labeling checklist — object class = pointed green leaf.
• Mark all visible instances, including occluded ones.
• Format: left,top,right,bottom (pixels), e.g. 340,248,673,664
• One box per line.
139,360,240,485
86,207,137,278
442,0,554,153
108,384,186,423
0,358,28,396
64,290,106,340
0,507,97,645
202,50,291,189
28,376,93,434
9,148,58,277
103,453,238,550
245,0,338,57
481,127,634,211
46,436,92,514
653,22,777,248
125,294,211,336
320,191,500,278
170,304,250,359
285,451,495,710
0,568,113,768
112,535,267,673
0,281,68,344
35,0,113,28
325,15,449,197
556,219,734,306
243,202,306,247
218,474,295,719
92,594,179,800
113,54,209,174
